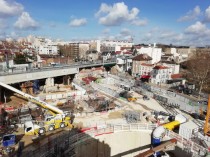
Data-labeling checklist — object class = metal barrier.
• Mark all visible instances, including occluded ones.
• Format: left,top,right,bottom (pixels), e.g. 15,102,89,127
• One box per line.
20,123,157,157
19,122,209,157
166,130,208,156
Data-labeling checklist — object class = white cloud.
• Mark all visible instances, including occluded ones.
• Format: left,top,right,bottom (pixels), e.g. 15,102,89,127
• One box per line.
95,2,145,26
184,21,210,36
0,19,7,29
131,18,147,26
69,18,87,27
102,28,110,34
204,6,210,22
177,6,201,22
120,28,131,36
139,28,185,46
0,0,23,17
14,12,39,30
160,31,176,39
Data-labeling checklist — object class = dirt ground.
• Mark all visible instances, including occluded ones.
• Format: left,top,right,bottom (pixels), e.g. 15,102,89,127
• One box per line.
4,94,28,109
108,111,123,119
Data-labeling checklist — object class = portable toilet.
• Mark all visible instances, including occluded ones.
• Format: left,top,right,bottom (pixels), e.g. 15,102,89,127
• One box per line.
2,134,16,147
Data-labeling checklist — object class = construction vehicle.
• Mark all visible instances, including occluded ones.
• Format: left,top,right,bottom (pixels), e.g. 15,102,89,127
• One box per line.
0,82,73,136
119,91,137,102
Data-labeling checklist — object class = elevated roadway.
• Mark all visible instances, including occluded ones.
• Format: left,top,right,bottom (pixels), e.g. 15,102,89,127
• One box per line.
0,61,116,84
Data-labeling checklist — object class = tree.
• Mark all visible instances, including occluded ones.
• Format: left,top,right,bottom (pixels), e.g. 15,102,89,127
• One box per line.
185,49,210,98
13,54,27,64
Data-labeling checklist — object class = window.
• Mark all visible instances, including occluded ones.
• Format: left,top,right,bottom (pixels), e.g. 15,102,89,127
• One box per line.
26,127,32,132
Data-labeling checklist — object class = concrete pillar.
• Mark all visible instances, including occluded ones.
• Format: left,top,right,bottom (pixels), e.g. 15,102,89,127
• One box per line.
45,77,54,86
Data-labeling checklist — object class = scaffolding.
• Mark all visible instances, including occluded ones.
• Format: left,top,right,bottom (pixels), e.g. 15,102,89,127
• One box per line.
123,111,141,123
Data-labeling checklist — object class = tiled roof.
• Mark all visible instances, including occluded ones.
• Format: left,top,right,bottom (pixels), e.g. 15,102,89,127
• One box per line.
121,47,132,50
159,60,177,64
123,51,132,54
115,51,122,54
141,63,154,67
171,74,182,79
153,65,169,69
132,54,152,61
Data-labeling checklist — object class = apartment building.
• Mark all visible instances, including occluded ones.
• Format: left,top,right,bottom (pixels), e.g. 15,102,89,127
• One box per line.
138,44,162,64
139,63,154,76
132,54,152,76
150,65,171,85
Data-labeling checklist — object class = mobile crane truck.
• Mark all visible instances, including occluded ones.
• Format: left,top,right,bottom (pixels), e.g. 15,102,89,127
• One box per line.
0,82,73,136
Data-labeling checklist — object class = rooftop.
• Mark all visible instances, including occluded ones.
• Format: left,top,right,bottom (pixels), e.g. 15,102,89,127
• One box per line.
132,54,152,61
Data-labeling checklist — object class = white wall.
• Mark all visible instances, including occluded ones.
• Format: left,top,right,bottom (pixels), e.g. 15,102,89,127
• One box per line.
151,68,171,84
162,63,180,74
139,46,162,64
140,65,153,75
116,58,125,64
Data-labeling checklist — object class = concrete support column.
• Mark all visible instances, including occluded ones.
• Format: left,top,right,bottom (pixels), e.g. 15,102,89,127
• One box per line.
63,75,71,85
45,77,54,86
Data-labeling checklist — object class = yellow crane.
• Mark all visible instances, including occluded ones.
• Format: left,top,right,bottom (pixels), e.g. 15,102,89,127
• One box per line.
0,82,73,135
204,95,210,135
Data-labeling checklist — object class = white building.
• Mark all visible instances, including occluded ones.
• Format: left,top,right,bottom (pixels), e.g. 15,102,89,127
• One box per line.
151,65,171,85
138,44,162,64
38,43,59,55
116,56,133,71
28,37,59,55
139,63,154,76
89,40,101,52
161,61,180,74
79,43,90,59
100,40,133,53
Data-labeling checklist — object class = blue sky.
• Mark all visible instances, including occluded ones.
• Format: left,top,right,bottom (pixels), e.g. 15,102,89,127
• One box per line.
1,0,210,46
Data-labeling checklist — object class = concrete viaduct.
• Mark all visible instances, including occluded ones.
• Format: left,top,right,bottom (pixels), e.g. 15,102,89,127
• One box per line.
0,61,116,84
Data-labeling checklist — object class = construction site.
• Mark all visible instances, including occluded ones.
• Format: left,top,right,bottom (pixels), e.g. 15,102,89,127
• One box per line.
0,66,210,157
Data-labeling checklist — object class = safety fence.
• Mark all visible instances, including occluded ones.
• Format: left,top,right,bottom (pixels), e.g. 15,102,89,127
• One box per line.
166,130,208,156
90,82,119,98
19,123,157,157
17,123,209,157
138,83,206,113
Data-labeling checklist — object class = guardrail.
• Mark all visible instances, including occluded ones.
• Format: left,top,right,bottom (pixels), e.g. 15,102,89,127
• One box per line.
166,130,208,156
19,122,208,157
0,60,116,76
20,123,157,157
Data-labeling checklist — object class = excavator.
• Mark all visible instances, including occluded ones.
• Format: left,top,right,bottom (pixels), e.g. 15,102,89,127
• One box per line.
0,82,73,136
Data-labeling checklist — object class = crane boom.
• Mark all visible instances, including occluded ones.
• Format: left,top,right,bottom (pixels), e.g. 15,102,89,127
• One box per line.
0,81,64,115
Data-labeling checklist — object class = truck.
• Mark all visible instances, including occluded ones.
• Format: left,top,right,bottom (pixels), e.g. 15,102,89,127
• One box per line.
119,91,137,102
0,82,73,136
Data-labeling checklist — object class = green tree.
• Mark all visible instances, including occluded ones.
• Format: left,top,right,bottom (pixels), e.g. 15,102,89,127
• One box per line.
13,54,27,64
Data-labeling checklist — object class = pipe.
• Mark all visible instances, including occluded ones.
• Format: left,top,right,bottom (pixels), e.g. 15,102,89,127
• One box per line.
152,114,187,147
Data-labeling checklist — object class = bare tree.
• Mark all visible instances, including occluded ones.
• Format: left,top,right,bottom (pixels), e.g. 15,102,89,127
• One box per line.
186,49,210,98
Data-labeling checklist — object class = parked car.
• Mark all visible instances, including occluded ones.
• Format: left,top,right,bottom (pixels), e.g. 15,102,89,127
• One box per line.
143,95,150,100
